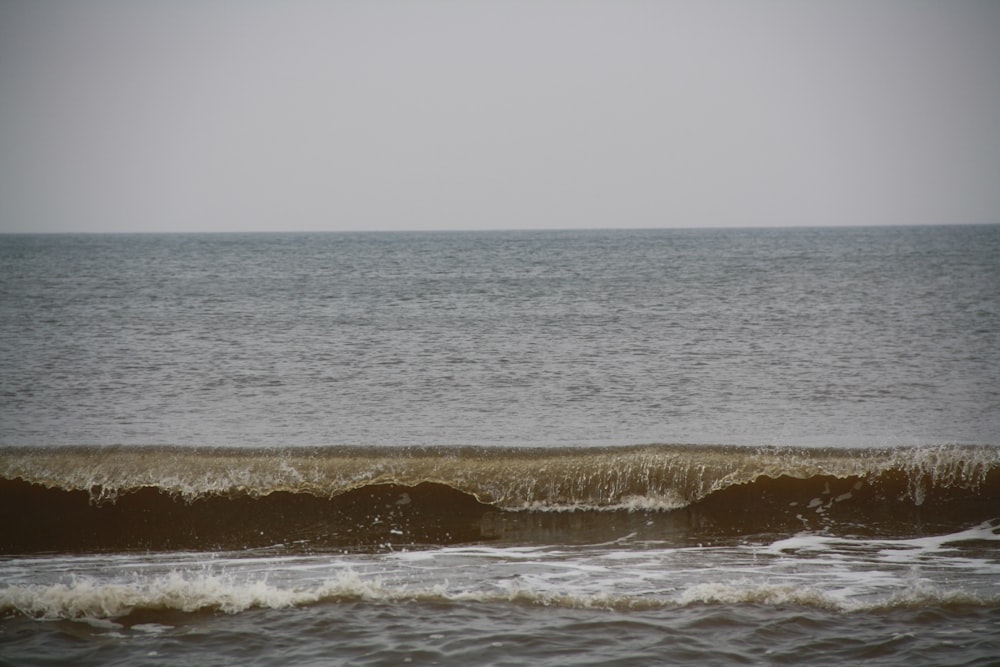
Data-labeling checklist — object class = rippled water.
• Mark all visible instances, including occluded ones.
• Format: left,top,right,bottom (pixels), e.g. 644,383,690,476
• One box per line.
2,226,999,665
2,226,998,447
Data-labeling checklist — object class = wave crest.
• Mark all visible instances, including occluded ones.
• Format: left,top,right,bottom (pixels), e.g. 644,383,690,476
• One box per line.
2,444,998,553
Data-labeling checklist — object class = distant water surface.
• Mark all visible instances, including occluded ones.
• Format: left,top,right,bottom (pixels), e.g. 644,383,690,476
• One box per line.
1,225,997,447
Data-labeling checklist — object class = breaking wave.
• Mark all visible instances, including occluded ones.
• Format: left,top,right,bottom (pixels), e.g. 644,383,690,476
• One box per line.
3,564,996,621
2,444,998,552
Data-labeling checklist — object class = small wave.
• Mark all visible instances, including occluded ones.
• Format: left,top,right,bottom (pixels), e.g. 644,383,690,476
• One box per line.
4,569,996,622
0,570,388,620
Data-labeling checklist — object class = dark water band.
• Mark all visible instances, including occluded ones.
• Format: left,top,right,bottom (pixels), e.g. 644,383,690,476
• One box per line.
3,466,998,553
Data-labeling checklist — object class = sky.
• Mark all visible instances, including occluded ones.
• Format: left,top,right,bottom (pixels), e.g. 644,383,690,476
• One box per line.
1,0,998,234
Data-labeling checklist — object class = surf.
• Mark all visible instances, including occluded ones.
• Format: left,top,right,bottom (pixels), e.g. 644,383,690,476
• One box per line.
2,444,998,553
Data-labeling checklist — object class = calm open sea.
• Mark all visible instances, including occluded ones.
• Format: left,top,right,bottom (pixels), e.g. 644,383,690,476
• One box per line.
2,226,999,665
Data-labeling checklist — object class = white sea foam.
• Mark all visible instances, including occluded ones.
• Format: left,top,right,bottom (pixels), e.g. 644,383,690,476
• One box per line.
4,524,998,621
674,582,845,609
767,521,1000,559
11,569,446,621
4,569,994,620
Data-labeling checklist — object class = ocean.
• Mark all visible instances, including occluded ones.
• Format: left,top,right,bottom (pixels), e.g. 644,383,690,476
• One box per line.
1,226,998,665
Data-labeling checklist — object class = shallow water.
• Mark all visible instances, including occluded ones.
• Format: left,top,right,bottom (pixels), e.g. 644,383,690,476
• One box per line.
5,602,1000,666
3,525,1000,666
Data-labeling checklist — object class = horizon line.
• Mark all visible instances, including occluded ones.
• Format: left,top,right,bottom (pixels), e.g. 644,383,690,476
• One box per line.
2,221,997,236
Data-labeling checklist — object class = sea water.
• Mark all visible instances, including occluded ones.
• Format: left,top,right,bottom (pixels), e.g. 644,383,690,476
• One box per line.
1,226,999,665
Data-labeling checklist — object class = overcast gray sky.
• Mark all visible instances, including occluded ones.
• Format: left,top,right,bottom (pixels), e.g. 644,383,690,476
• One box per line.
1,0,998,233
